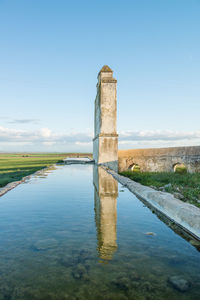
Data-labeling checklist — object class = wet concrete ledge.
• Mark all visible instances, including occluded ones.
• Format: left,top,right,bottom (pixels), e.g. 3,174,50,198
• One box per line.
104,167,200,241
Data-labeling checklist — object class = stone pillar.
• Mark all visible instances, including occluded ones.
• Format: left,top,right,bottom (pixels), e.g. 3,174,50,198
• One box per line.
93,65,118,172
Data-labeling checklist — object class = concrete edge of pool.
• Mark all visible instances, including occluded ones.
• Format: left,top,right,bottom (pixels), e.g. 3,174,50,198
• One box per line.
104,165,200,241
0,159,93,197
0,166,51,198
1,160,200,243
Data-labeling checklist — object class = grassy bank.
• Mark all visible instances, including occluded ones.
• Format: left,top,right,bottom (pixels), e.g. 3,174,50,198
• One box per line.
0,153,91,188
120,170,200,208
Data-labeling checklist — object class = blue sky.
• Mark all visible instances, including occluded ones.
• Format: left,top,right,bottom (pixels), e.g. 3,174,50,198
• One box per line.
0,0,200,152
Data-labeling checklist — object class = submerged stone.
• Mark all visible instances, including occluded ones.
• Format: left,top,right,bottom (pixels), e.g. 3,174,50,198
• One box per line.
189,239,200,248
79,248,91,261
140,281,153,292
112,276,130,290
167,256,185,266
168,276,190,292
105,293,128,300
72,263,87,280
145,232,156,236
130,271,141,281
59,255,74,268
33,238,58,250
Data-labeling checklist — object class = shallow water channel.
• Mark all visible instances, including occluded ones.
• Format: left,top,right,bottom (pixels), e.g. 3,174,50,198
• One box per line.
0,164,200,299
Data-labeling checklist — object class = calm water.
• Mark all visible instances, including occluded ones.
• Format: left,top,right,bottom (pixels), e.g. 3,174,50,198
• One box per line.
0,164,200,300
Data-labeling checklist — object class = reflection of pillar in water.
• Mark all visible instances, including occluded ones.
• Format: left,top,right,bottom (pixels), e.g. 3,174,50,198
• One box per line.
93,165,118,261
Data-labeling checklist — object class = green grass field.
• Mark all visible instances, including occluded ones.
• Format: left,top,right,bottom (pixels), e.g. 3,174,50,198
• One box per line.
0,153,92,188
120,170,200,208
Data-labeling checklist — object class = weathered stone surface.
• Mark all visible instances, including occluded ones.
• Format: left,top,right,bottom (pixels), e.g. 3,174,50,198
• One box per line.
93,65,118,172
118,146,200,173
173,192,184,200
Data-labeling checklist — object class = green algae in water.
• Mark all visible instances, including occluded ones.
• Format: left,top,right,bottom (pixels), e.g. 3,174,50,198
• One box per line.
0,165,199,299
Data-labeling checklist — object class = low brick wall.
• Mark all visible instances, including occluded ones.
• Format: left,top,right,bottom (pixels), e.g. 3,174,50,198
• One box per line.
118,146,200,173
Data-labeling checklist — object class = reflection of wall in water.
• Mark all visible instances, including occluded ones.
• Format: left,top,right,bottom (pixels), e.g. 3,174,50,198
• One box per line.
93,165,118,261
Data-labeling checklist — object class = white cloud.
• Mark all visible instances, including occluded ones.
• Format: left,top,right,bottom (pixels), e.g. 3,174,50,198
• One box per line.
118,130,200,149
39,128,52,138
0,126,92,151
0,126,200,151
75,141,93,146
119,130,200,141
42,141,56,146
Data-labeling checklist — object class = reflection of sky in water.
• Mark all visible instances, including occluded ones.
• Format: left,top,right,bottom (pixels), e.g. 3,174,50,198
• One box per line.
0,164,200,299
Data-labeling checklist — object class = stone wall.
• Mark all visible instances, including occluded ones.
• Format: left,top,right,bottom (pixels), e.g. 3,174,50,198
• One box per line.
118,146,200,173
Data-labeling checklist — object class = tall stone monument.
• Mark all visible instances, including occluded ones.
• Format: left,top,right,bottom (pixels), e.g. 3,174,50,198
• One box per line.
93,65,118,171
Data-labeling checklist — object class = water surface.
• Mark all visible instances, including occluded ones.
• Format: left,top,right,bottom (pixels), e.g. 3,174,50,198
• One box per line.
0,164,200,299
